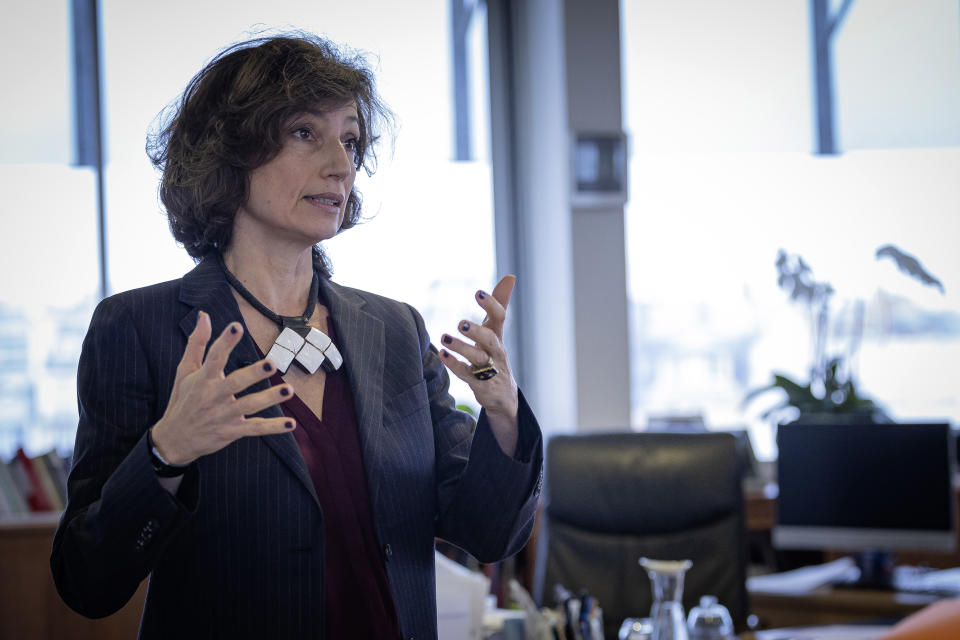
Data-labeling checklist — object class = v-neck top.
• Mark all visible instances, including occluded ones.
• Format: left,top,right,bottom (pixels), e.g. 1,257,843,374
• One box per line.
261,317,401,639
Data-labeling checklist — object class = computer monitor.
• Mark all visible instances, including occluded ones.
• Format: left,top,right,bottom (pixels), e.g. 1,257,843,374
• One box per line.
774,422,956,554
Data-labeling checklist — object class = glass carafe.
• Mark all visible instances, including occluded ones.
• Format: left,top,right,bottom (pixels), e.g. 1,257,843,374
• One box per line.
639,558,693,640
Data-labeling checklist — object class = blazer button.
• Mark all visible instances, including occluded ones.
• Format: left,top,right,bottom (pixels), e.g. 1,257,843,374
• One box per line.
384,543,393,560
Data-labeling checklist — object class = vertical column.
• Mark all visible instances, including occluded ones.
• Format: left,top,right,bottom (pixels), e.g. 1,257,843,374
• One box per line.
810,0,856,155
451,0,473,161
564,0,631,430
488,0,579,434
488,0,630,433
72,0,108,299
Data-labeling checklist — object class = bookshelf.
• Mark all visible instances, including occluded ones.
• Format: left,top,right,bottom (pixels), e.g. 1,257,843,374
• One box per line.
0,511,147,639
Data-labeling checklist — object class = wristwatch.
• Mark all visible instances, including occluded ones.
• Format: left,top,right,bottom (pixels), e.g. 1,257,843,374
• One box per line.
147,428,191,478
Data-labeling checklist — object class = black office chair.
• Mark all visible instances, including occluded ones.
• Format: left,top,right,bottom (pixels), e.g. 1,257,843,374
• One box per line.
534,432,747,640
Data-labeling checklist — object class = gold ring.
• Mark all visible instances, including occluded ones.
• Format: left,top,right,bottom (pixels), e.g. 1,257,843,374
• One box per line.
471,359,499,381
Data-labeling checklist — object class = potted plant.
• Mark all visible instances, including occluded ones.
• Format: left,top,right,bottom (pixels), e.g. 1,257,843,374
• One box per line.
743,245,944,425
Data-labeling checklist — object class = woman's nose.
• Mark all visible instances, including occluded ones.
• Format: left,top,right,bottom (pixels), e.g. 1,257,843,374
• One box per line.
324,140,354,180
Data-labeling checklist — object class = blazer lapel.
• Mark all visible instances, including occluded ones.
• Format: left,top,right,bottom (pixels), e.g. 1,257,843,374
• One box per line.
177,255,320,508
321,279,386,510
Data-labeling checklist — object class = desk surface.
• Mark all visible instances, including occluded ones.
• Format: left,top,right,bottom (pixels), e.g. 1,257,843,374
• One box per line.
743,625,893,640
749,584,939,630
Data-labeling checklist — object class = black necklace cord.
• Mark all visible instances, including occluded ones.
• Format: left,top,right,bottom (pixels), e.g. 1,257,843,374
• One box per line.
217,252,319,331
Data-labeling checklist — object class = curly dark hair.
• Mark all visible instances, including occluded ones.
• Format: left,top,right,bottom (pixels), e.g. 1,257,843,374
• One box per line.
147,32,393,276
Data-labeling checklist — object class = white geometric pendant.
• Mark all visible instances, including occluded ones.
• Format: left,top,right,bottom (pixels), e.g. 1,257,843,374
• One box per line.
265,326,342,375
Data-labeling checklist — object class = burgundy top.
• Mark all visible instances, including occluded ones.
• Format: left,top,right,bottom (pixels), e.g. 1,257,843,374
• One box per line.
261,319,401,639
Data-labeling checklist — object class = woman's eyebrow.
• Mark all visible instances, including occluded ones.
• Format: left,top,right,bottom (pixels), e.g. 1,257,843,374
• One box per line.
301,108,359,124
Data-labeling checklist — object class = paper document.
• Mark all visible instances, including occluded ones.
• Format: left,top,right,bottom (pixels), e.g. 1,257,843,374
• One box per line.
894,566,960,595
435,552,490,640
747,557,860,595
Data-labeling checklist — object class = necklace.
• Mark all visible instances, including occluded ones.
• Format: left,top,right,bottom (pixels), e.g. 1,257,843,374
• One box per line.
217,253,343,375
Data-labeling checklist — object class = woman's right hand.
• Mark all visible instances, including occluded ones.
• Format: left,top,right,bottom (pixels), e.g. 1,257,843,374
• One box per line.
150,311,295,465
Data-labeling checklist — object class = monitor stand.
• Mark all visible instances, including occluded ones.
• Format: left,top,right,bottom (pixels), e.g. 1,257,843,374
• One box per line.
834,550,897,591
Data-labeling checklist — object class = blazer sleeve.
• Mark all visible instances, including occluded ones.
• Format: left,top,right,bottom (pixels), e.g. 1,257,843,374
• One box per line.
50,295,199,619
409,305,544,563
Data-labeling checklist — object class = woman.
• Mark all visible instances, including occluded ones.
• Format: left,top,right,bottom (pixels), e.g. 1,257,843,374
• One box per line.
51,33,542,640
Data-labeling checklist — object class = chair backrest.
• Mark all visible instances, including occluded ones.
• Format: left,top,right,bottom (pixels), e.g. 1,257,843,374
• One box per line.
535,432,747,640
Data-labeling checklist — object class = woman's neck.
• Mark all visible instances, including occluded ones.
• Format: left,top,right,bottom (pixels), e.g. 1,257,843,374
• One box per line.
221,235,316,317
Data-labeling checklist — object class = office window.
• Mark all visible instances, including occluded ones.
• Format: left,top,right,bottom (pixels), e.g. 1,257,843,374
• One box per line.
0,1,495,459
0,1,100,458
621,0,960,458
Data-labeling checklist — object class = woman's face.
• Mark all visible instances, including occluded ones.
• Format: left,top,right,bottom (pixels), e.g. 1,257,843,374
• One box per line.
235,102,359,250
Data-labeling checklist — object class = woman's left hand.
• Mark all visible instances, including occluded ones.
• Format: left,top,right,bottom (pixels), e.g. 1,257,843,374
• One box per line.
439,275,520,456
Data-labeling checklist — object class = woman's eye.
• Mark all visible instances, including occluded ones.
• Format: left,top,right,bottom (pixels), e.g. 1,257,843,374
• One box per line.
293,127,314,141
342,138,361,166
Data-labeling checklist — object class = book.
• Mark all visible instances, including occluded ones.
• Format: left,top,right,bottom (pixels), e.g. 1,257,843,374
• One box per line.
41,450,69,505
12,448,54,512
32,451,64,511
0,475,11,516
0,460,28,514
6,456,31,510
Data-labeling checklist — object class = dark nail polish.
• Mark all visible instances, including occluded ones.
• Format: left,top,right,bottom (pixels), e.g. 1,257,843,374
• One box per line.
477,290,486,300
442,334,453,345
263,362,273,372
285,421,295,429
461,321,470,332
230,324,238,335
440,350,449,358
280,387,290,397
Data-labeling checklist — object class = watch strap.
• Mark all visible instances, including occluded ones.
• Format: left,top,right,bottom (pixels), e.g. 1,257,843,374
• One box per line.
147,428,191,478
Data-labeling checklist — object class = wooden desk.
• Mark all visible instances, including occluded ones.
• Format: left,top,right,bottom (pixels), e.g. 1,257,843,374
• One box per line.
0,512,147,640
749,586,939,630
744,485,958,630
745,485,777,532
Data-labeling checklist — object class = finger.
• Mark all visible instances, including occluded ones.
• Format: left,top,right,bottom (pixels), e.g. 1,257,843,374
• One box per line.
232,382,295,417
457,321,504,363
476,289,507,337
233,416,298,438
177,311,211,377
481,275,515,337
441,333,492,368
490,274,516,311
225,359,279,396
201,321,245,378
438,348,480,384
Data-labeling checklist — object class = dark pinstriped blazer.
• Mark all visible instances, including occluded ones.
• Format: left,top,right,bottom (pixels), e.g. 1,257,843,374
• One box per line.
51,254,543,640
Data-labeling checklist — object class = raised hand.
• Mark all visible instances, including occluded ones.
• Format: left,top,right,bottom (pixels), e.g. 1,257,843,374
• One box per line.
150,311,295,465
439,275,520,455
